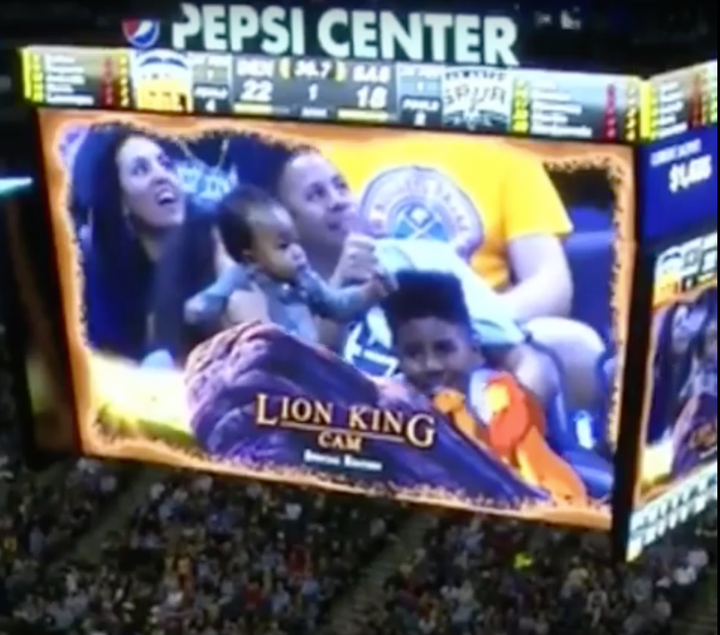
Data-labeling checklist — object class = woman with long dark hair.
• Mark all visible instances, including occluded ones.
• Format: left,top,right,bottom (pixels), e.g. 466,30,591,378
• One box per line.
71,123,219,365
647,303,696,444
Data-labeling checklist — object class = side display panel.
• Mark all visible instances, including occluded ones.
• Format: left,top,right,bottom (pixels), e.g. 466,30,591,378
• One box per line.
0,176,65,470
628,230,718,559
37,109,634,527
643,60,717,141
640,126,717,242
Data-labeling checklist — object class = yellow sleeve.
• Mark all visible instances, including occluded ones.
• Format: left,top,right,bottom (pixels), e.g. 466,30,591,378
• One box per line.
501,150,573,240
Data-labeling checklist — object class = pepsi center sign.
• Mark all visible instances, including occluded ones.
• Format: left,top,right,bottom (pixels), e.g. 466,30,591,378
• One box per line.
122,3,521,65
23,3,645,141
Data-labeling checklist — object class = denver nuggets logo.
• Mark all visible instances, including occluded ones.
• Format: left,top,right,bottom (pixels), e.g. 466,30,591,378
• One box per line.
131,50,193,113
359,167,483,260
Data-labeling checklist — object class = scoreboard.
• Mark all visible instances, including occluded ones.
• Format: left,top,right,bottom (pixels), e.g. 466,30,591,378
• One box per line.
21,45,642,142
644,60,718,141
21,47,719,143
627,463,717,561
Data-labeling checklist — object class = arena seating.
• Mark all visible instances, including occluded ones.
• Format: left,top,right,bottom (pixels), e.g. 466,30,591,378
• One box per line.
359,511,716,635
0,424,715,635
1,466,406,633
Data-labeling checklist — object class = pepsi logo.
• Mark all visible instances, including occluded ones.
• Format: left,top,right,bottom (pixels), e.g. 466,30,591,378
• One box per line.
122,20,160,50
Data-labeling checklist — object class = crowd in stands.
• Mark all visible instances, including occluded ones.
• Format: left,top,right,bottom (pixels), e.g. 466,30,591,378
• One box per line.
0,341,140,624
3,467,404,635
364,510,716,635
1,457,135,577
0,443,717,635
0,323,20,483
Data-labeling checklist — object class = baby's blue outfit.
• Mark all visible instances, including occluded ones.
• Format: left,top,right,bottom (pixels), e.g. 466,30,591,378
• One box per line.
185,264,379,343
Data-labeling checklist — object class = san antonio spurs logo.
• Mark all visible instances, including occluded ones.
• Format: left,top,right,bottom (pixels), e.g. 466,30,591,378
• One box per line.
359,166,483,260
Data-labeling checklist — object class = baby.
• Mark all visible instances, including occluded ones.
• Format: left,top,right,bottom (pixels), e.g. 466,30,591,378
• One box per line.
184,184,393,344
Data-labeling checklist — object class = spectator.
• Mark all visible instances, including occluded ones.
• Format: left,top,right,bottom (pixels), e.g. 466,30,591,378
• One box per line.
7,470,403,634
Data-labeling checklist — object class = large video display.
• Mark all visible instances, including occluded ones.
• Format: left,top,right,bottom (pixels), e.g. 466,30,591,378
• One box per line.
627,229,718,559
38,109,634,527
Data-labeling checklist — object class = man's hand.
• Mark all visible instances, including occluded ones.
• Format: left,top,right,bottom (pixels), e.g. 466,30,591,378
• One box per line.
362,269,397,302
330,233,379,287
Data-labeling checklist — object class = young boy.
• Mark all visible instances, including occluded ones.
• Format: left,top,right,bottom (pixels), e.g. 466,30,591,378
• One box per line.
381,269,587,503
184,184,393,344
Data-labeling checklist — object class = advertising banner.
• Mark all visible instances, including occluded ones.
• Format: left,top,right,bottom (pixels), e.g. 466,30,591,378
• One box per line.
640,126,717,241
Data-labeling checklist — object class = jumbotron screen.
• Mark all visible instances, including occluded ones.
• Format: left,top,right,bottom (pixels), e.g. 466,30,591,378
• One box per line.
627,228,718,559
35,108,634,527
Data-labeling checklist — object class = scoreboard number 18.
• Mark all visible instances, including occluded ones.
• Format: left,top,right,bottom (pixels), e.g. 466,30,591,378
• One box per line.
356,85,389,110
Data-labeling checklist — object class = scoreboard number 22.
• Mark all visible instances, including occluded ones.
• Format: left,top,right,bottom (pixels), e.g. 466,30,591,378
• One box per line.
239,78,273,103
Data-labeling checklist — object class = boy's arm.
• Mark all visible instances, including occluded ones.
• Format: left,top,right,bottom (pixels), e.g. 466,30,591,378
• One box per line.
297,268,376,322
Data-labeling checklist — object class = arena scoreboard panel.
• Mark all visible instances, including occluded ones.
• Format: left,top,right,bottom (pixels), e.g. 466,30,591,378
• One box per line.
643,60,718,141
21,45,644,141
627,463,717,561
